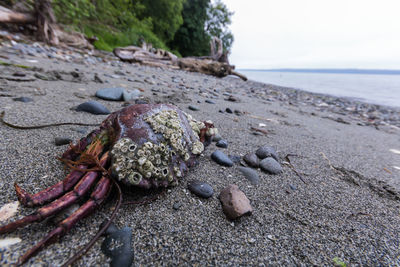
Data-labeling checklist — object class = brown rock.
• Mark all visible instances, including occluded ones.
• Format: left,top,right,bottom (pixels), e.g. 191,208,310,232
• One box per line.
243,152,259,168
219,184,253,220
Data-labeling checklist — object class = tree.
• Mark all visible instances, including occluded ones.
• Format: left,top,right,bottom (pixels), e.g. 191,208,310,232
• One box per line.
137,0,185,43
169,0,211,57
205,0,234,52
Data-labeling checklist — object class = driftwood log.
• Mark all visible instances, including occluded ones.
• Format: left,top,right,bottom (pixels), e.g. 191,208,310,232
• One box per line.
114,39,247,81
0,1,92,49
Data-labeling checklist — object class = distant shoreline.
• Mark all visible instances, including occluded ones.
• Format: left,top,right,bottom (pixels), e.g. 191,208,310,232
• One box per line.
239,68,400,75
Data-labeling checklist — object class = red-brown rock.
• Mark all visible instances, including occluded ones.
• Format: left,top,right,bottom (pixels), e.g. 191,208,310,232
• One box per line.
219,184,253,220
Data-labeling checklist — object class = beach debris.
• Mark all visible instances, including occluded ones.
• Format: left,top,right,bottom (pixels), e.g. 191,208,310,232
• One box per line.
250,127,269,135
188,180,214,198
211,150,234,167
101,222,134,267
389,149,400,154
219,184,252,220
0,103,216,265
0,237,21,248
0,201,19,223
113,38,247,81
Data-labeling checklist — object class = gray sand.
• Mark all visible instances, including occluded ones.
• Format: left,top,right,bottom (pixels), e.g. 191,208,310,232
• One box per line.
0,46,399,266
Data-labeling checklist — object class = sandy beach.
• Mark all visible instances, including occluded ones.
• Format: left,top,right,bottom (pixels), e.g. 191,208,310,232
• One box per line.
0,42,399,266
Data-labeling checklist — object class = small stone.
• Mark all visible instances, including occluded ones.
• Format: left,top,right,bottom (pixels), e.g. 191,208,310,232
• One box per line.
188,105,199,111
243,152,259,168
219,184,252,220
260,157,283,174
211,150,233,167
216,140,228,148
205,99,215,104
95,87,125,101
122,89,141,101
101,222,134,267
173,202,182,210
12,71,26,77
225,108,233,113
212,134,222,142
255,145,279,161
229,155,241,164
13,97,33,103
54,137,72,146
238,167,260,185
93,73,103,83
188,180,214,198
226,95,239,102
75,100,110,115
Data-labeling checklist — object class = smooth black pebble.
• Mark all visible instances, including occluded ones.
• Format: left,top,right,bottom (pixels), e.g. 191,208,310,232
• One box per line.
54,137,72,146
243,152,259,168
256,145,279,161
95,87,125,101
260,157,283,174
101,222,134,267
13,97,33,103
188,180,214,198
216,140,228,148
211,150,233,167
76,100,110,115
238,167,260,185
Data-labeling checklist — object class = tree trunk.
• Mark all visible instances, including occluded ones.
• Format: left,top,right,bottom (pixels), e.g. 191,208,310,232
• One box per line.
35,0,59,46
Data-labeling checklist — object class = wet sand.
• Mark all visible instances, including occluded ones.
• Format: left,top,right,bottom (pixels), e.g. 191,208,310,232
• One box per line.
0,44,399,266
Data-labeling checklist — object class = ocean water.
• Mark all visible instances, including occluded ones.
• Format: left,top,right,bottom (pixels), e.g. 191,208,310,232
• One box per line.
239,70,400,108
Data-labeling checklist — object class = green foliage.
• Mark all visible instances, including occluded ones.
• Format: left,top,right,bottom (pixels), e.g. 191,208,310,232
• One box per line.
206,0,234,52
52,0,165,51
51,0,234,56
138,0,185,43
169,0,211,57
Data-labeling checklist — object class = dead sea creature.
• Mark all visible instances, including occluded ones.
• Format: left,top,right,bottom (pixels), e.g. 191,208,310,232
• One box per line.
0,104,217,265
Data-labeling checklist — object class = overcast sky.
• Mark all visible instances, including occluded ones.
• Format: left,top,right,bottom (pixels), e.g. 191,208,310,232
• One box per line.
223,0,400,69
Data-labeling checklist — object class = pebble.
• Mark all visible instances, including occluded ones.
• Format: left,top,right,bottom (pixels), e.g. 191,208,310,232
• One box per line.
12,71,26,77
229,155,241,164
75,100,110,115
54,137,72,146
219,184,253,220
173,202,182,210
101,222,134,267
211,150,233,167
122,89,141,101
13,97,33,103
205,99,215,104
238,167,260,185
188,180,214,198
255,145,279,161
95,87,125,101
225,108,233,113
243,152,259,168
212,134,222,142
188,105,199,111
216,140,228,148
260,157,283,174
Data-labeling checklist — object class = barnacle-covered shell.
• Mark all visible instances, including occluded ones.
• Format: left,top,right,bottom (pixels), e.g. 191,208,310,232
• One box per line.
100,104,212,189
